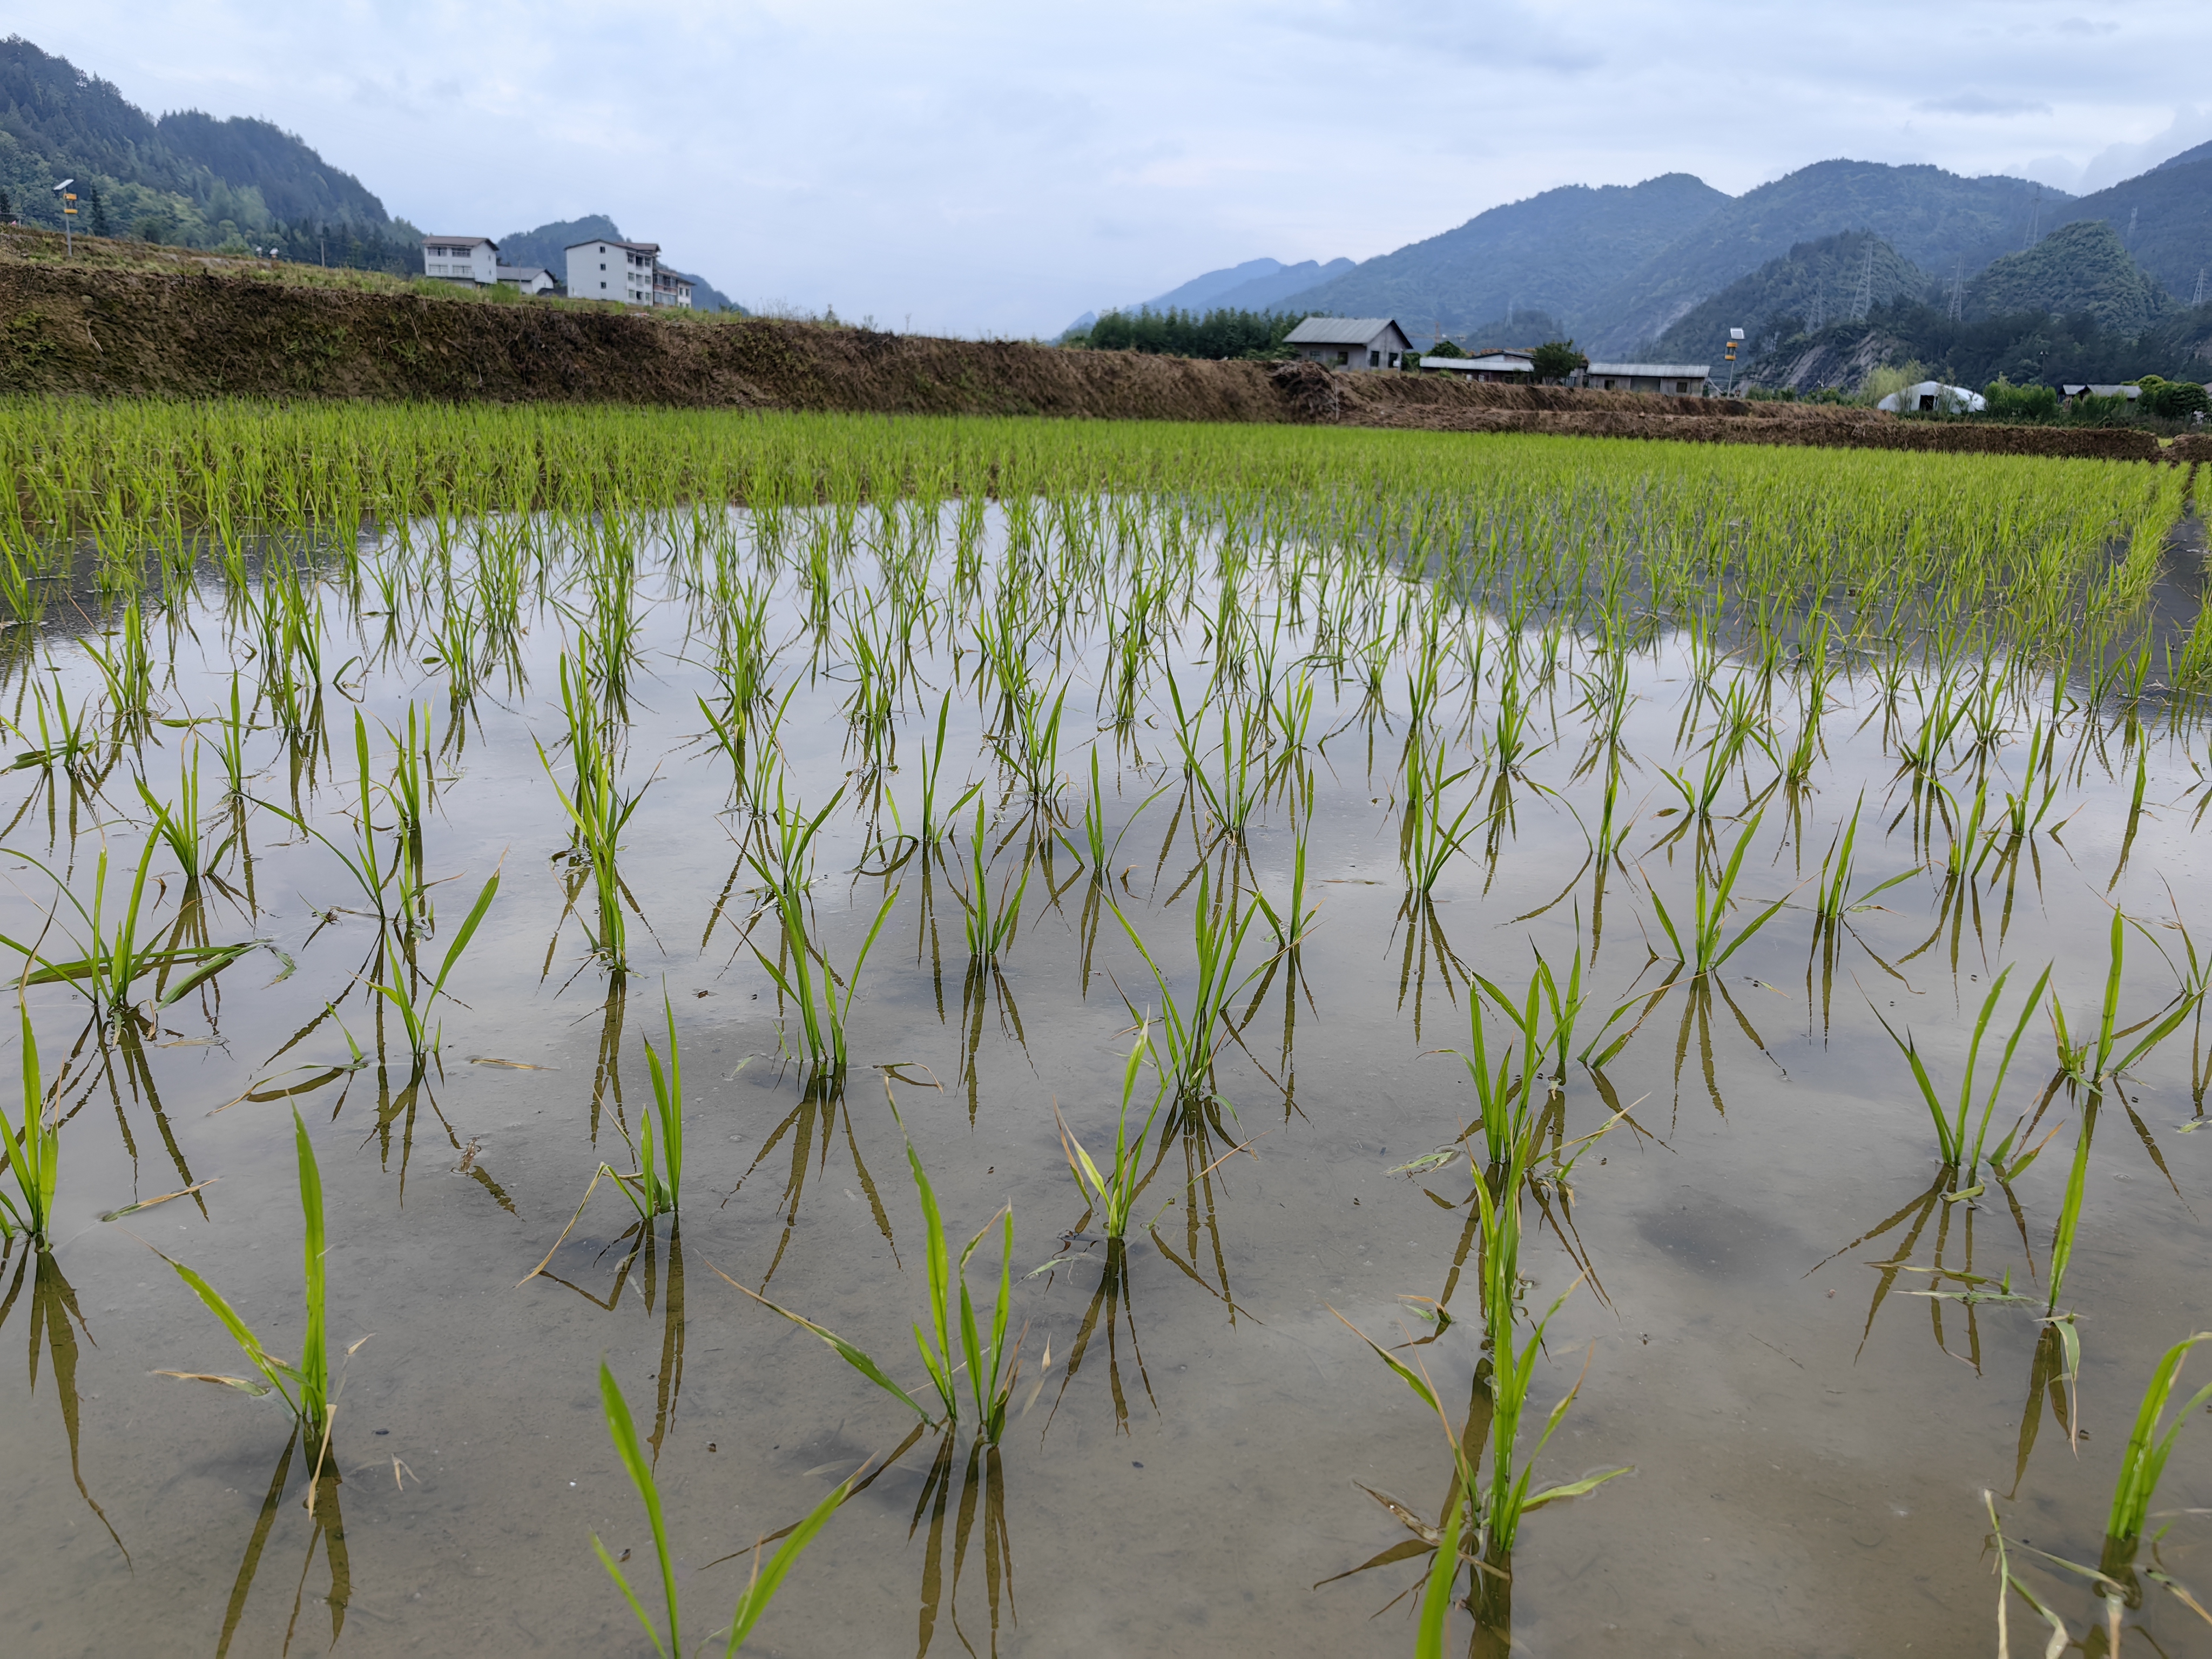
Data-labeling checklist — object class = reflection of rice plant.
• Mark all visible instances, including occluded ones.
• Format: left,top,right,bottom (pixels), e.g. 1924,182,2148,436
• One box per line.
0,1008,58,1245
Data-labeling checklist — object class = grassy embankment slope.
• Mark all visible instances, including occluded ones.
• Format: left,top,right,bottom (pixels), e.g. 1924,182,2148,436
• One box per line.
0,228,2174,459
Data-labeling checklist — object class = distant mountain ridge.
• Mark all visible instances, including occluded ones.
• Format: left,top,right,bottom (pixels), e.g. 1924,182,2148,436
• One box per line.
1062,254,1355,338
1126,144,2212,367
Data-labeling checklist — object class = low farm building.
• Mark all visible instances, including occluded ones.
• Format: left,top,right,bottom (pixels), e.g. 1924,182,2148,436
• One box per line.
1423,351,1534,382
1284,317,1413,370
1582,361,1710,395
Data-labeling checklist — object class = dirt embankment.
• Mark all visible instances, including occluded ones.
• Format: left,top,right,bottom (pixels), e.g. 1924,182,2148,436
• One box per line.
0,259,2169,461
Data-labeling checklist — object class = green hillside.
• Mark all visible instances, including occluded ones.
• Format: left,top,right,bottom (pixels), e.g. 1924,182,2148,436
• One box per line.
1273,173,1728,347
1648,231,1931,365
2058,157,2212,304
1582,159,2063,353
0,35,407,261
1965,219,2167,334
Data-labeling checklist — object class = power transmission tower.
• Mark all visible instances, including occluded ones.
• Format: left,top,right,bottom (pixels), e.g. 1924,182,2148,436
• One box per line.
1853,241,1874,321
2195,267,2207,308
1808,278,1825,333
2024,187,2042,248
1947,254,1964,322
2126,207,2138,244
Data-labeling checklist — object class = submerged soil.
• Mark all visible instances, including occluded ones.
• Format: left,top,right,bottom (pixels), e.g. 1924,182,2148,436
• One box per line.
0,495,2205,1656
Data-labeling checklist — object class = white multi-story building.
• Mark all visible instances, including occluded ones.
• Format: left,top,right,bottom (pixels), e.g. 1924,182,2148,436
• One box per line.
652,267,695,309
422,237,499,285
566,238,660,306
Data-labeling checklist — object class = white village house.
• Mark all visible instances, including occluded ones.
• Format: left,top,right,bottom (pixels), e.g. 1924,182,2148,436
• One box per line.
498,264,559,296
1285,317,1413,370
1580,362,1711,395
1423,350,1535,382
565,239,693,308
422,237,500,285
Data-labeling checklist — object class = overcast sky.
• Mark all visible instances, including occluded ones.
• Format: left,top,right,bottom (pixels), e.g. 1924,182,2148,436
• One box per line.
16,1,2212,335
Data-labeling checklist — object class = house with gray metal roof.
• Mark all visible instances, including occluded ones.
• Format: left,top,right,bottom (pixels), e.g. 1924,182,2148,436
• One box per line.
1284,317,1413,371
1580,362,1711,395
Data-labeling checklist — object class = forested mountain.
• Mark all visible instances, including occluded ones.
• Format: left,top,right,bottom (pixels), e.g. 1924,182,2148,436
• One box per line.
1575,160,2061,353
2058,155,2212,304
0,35,409,260
1271,173,1728,347
1965,219,2167,334
1646,230,1932,366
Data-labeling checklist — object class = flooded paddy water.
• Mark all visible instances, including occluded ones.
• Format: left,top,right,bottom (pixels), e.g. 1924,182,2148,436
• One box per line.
0,409,2209,1655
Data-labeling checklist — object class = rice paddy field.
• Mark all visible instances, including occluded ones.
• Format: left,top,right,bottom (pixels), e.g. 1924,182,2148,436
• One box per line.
2,401,2211,1656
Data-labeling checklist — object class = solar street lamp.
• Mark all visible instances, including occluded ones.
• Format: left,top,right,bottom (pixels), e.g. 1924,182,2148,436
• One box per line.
53,179,75,256
1725,327,1745,393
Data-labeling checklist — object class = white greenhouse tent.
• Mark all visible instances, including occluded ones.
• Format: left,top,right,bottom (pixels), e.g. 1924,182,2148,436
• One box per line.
1877,381,1987,414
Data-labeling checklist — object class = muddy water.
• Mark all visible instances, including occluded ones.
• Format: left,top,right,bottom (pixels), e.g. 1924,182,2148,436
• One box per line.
0,510,2208,1657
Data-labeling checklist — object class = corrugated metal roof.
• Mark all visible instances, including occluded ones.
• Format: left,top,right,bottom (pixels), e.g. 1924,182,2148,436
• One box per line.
1425,354,1532,372
1586,362,1710,377
1284,317,1406,346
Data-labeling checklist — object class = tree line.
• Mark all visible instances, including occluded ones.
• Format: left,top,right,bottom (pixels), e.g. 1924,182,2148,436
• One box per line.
1065,307,1316,360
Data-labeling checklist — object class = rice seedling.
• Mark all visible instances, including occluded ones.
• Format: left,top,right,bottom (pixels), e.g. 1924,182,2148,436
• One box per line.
1645,809,1795,978
1870,962,2051,1171
744,782,900,1075
2106,1332,2212,1550
7,674,102,778
735,1109,1023,1442
2049,908,2200,1089
1399,730,1480,895
0,1007,58,1246
958,801,1030,964
1054,1022,1169,1238
0,840,260,1025
1113,865,1265,1107
592,1357,854,1658
154,1109,335,1437
542,657,646,970
605,989,684,1220
366,871,500,1062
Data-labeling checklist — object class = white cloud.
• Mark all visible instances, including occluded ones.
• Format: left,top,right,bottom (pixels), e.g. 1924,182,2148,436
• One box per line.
7,0,2209,334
